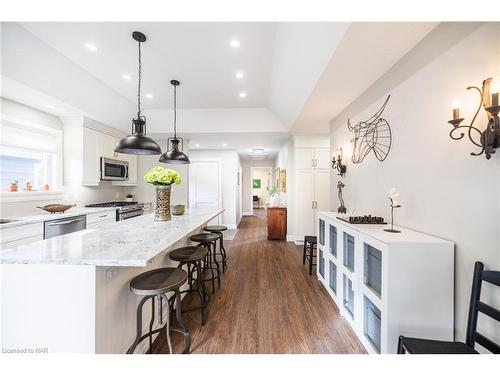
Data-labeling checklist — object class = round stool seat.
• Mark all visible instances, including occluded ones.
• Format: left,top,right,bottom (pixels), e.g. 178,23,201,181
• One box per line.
305,235,317,244
169,246,208,262
203,225,227,232
190,232,219,243
130,268,187,296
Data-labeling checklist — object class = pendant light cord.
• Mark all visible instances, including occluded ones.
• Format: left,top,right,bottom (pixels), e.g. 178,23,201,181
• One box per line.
137,39,142,118
173,84,177,138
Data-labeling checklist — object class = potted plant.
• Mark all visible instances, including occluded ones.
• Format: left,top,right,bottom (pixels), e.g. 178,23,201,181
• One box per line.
267,185,280,207
9,180,18,192
125,193,134,202
144,166,182,221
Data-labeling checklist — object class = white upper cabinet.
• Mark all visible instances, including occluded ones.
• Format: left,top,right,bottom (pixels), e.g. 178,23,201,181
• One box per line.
314,148,331,169
99,133,119,159
82,127,101,186
295,148,315,169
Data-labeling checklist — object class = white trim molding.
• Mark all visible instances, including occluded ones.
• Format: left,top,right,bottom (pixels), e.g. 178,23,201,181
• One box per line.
242,211,253,216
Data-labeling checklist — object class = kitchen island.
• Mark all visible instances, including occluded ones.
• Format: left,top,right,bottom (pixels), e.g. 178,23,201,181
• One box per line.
1,208,223,353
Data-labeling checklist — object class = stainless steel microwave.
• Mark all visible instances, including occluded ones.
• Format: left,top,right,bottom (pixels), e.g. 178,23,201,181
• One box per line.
100,157,129,181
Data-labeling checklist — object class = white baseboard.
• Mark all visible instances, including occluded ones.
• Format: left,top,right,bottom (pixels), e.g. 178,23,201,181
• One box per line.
294,239,304,245
242,211,252,216
223,223,237,230
286,235,295,242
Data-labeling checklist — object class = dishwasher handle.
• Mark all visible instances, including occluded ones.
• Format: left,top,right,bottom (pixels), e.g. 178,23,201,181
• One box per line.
46,218,86,226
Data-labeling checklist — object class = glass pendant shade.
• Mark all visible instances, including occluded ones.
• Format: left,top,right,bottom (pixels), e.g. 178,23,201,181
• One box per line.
159,138,190,164
115,119,161,155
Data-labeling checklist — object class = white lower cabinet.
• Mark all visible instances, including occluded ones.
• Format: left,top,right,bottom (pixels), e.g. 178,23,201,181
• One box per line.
317,212,454,353
86,209,117,228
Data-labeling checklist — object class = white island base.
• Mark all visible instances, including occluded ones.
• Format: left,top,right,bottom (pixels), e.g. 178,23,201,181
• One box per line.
1,209,223,354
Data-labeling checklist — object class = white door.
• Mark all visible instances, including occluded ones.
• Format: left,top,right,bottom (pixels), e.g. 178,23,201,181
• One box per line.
189,160,221,225
295,148,314,169
295,169,315,241
314,169,331,212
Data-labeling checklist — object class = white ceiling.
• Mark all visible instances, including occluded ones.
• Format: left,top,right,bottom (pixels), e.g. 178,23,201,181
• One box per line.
20,22,277,109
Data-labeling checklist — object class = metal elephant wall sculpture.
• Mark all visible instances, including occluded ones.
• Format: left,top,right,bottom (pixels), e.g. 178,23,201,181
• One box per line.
348,95,392,163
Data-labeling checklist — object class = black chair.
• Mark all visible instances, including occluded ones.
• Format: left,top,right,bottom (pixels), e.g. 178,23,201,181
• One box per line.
398,261,500,354
302,235,317,275
204,225,228,273
190,232,221,294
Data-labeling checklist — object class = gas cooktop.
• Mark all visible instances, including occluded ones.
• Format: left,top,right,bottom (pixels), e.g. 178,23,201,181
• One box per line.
337,215,386,224
85,201,138,208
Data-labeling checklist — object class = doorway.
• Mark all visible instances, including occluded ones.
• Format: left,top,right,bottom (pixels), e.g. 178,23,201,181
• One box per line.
250,166,272,216
189,159,222,225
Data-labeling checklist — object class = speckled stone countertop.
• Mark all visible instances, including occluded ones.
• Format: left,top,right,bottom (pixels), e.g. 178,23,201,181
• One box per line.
0,208,223,267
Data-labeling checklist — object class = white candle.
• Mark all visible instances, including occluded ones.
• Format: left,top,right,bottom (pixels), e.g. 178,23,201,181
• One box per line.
452,99,460,120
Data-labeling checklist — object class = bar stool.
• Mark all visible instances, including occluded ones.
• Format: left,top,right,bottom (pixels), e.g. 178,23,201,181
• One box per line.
203,225,228,273
168,246,209,325
127,267,191,354
189,232,221,294
303,235,317,275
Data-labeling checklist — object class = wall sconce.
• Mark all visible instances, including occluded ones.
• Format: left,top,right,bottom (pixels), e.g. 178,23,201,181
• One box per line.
332,147,347,177
448,78,500,159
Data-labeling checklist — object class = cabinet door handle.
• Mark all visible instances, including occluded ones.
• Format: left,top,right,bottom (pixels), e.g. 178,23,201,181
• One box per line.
312,201,315,209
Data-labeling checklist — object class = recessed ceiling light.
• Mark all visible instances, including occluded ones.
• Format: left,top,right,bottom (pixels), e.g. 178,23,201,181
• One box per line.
45,104,55,109
239,92,247,98
84,42,98,52
222,143,228,147
122,74,131,80
230,39,240,48
146,93,153,99
235,71,244,79
252,147,265,154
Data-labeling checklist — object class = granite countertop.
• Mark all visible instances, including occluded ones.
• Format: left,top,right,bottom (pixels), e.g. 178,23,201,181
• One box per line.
0,208,224,267
0,206,119,229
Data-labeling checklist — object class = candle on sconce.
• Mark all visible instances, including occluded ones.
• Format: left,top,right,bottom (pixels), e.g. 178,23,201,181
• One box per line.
452,99,460,120
338,147,343,161
491,82,499,107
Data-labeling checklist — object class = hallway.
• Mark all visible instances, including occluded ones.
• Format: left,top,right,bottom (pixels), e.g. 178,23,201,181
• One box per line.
153,213,365,354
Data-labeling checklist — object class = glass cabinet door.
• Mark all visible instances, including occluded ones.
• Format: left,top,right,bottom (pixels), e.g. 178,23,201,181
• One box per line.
343,274,354,317
329,225,337,257
319,249,325,278
364,296,381,353
329,261,337,295
319,219,325,246
364,244,382,297
343,233,355,271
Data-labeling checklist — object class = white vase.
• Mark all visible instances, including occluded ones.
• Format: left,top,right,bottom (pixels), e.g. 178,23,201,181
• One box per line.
269,194,280,207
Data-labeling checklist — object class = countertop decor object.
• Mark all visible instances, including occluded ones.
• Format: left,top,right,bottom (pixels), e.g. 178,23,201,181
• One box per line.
158,80,190,164
9,180,18,192
447,77,500,159
125,193,134,202
36,203,76,214
337,181,347,214
384,188,401,233
348,95,392,164
114,31,162,155
267,185,280,207
267,206,287,240
171,204,185,215
144,166,182,221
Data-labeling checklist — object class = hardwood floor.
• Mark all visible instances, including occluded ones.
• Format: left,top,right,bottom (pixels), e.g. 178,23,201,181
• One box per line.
152,212,366,354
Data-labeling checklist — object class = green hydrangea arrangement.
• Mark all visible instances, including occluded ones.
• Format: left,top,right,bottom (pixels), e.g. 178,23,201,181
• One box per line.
144,166,182,186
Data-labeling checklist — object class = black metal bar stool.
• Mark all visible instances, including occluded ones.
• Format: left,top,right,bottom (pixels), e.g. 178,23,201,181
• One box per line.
189,232,221,294
203,225,228,273
168,246,210,325
127,267,191,354
303,235,317,275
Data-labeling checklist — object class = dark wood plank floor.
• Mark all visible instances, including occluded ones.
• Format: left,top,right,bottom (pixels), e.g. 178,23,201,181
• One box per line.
152,210,366,354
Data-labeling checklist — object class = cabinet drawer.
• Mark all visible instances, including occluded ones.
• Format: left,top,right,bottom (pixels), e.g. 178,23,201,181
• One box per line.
87,210,116,224
0,223,43,244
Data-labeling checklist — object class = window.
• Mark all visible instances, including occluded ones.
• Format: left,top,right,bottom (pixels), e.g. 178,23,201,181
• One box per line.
0,117,62,195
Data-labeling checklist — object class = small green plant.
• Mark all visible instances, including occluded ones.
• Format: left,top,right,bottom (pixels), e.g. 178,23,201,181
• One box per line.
144,166,182,186
10,180,18,186
267,185,279,197
126,193,134,198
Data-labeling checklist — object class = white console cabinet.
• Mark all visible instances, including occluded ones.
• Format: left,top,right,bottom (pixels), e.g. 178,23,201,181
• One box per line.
317,212,454,354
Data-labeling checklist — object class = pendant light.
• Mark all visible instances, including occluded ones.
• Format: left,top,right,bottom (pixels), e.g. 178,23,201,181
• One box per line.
115,31,162,155
159,80,190,164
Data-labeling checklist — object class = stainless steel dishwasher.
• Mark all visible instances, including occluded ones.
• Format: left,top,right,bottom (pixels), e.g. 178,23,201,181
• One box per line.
44,215,87,239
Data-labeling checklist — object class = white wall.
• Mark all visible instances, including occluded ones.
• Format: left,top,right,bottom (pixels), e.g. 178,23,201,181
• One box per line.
189,149,239,228
241,159,275,214
275,139,294,239
329,23,500,344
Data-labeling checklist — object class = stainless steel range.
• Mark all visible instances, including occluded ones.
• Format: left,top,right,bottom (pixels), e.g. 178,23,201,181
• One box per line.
85,201,143,221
